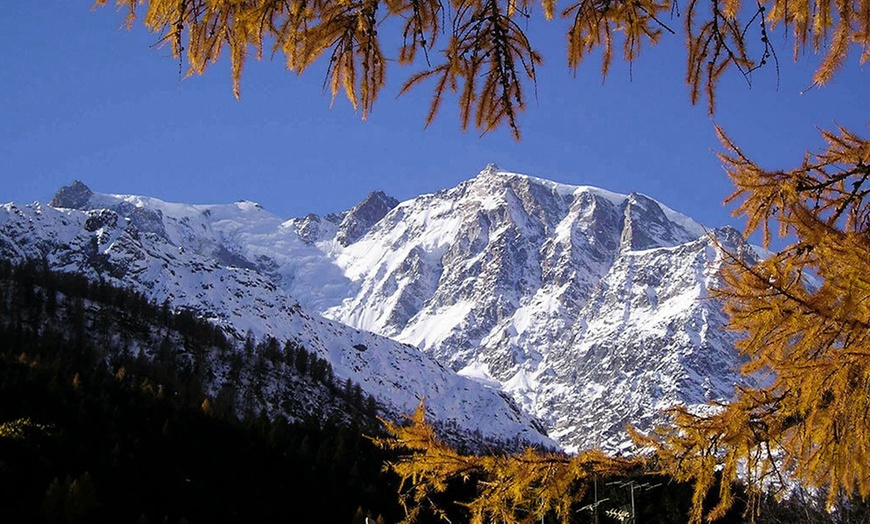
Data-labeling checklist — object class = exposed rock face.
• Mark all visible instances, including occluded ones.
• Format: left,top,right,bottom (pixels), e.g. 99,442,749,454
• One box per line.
294,214,325,244
49,180,93,209
335,191,399,246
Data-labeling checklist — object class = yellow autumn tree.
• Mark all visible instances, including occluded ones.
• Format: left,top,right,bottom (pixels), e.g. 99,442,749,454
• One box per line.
95,0,867,138
94,0,869,521
633,126,870,522
373,403,641,523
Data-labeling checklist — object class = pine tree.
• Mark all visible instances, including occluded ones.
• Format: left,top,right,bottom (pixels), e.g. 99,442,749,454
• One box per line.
294,346,309,376
63,472,100,522
40,477,65,522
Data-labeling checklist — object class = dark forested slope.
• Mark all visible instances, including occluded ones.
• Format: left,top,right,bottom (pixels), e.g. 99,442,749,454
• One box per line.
0,259,401,523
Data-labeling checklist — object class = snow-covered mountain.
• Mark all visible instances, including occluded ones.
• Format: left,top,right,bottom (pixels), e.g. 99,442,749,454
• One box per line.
317,164,757,452
0,180,553,450
1,165,758,453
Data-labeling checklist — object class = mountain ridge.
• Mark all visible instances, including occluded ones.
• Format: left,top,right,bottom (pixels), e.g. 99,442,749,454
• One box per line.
2,167,758,452
0,185,554,450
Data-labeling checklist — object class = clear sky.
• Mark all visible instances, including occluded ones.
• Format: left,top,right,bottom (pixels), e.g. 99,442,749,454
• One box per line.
1,2,866,238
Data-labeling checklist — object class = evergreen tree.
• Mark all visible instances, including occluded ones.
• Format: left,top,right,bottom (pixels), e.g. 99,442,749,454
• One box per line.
63,472,100,522
294,348,309,376
40,477,65,523
351,506,367,524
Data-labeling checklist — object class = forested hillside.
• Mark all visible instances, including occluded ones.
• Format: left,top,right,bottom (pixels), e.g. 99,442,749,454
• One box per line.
0,259,401,523
2,259,865,523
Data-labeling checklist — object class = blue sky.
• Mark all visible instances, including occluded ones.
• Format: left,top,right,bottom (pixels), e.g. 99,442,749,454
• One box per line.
1,2,866,238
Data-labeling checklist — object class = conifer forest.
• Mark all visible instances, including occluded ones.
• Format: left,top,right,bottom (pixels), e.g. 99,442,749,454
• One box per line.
3,259,869,523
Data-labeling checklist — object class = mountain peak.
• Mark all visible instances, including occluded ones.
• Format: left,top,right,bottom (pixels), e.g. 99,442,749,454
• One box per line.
50,180,93,209
335,190,399,246
365,190,396,204
478,163,502,176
